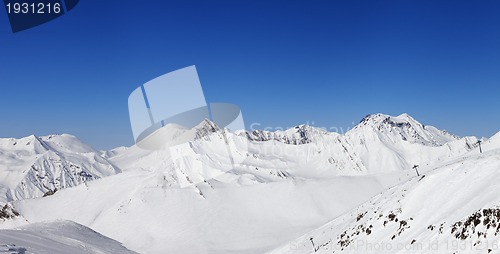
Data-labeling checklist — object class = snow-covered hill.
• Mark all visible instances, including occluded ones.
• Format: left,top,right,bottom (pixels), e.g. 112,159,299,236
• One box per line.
0,134,121,205
354,113,458,146
10,170,397,253
341,113,478,173
270,136,500,254
245,124,336,145
106,113,478,183
0,113,495,253
0,220,136,253
237,113,478,177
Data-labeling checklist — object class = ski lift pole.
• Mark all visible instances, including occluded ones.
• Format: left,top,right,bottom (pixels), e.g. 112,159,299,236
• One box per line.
413,165,420,177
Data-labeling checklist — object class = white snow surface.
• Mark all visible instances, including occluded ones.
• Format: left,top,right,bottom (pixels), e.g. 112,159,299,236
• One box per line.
0,134,120,205
0,113,497,253
270,138,500,254
0,220,136,253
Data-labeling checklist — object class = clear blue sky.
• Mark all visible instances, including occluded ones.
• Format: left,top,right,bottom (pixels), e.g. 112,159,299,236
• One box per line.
1,0,499,150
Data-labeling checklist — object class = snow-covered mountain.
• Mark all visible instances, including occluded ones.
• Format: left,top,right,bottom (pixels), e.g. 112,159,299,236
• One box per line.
0,221,136,253
341,113,478,173
354,113,458,146
0,113,495,253
135,118,222,150
270,133,500,254
0,134,121,205
244,124,335,145
238,113,478,176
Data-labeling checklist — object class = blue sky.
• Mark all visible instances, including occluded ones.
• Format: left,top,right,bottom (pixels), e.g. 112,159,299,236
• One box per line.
1,0,499,149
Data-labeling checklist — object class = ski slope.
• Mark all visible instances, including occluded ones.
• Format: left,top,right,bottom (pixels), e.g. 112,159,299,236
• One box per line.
0,220,136,254
270,133,500,254
0,113,496,253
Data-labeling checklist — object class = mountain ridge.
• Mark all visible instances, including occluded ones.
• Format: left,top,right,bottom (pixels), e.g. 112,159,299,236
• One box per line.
270,136,500,254
0,113,495,254
0,134,121,205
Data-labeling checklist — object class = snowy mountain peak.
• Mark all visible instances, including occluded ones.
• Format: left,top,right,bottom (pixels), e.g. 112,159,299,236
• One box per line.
358,113,420,128
134,119,225,150
353,113,458,146
243,113,458,148
245,124,333,145
0,134,99,155
0,134,121,205
38,133,97,154
1,114,497,254
0,135,46,154
271,143,500,254
193,118,221,138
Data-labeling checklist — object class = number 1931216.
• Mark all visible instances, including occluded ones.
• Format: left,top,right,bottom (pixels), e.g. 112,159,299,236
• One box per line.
5,2,62,14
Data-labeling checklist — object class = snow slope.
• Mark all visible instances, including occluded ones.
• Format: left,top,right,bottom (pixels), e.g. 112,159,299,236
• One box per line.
0,220,136,254
342,113,478,173
0,113,494,253
235,113,478,178
0,134,120,205
270,137,500,254
10,169,396,253
106,113,478,182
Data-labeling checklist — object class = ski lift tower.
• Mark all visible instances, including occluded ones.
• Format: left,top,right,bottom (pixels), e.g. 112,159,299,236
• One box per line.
477,140,483,153
413,165,420,177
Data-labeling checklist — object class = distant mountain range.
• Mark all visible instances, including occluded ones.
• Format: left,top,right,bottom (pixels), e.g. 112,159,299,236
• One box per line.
0,113,498,254
0,134,120,204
